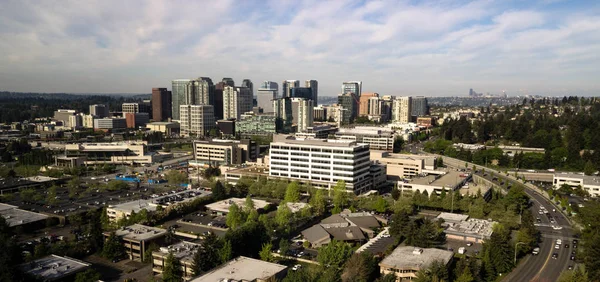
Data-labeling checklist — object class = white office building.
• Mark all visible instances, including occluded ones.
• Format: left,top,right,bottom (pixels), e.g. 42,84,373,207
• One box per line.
335,127,394,151
179,105,215,137
269,135,372,193
392,96,412,124
223,86,253,120
257,81,278,112
553,173,600,197
296,99,314,132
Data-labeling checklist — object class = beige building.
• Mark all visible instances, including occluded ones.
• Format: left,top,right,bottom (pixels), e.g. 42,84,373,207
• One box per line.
392,96,412,124
190,256,287,282
190,139,258,166
104,224,167,261
359,93,379,116
370,151,437,180
153,241,200,280
335,127,395,151
180,105,215,137
64,141,170,165
223,86,253,120
146,122,180,136
380,247,453,281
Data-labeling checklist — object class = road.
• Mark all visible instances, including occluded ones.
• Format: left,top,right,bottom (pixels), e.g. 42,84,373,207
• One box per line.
440,155,575,282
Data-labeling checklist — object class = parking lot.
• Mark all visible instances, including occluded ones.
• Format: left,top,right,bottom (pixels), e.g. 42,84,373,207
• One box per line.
444,239,483,256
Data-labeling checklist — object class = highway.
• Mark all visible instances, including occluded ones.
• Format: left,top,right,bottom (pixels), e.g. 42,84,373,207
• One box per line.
440,155,576,282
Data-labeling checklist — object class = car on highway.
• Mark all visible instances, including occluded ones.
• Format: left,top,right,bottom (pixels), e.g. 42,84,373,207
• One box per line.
532,247,540,255
552,225,563,230
570,255,575,260
292,264,302,271
565,244,569,248
555,244,560,249
568,265,573,270
556,239,562,245
552,253,558,259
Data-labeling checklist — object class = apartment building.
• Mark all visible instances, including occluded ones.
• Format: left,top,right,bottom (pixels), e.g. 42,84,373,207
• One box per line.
104,224,167,261
152,241,200,280
179,104,215,137
269,134,372,193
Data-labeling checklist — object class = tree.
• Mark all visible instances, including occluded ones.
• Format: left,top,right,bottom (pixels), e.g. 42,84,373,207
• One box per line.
455,266,474,282
163,252,184,282
279,239,290,257
333,180,349,214
244,195,255,212
317,240,354,268
212,181,227,201
584,160,596,176
391,188,400,200
259,242,274,262
67,177,81,199
284,181,301,203
144,243,159,263
102,232,125,260
310,189,326,215
436,157,444,168
389,211,412,238
165,170,188,185
414,260,449,282
75,269,101,282
219,240,232,263
341,253,378,282
376,274,398,282
373,196,389,213
558,266,590,282
226,203,245,229
275,204,293,229
393,136,405,153
192,233,223,275
46,185,58,205
106,180,128,191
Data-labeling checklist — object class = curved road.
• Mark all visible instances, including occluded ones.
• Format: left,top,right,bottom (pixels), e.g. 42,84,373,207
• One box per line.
439,155,575,282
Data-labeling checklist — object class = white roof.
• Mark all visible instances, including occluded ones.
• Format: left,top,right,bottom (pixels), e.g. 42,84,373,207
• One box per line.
190,256,287,282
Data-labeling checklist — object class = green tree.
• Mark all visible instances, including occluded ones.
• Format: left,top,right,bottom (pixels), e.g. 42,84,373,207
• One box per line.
102,232,126,260
317,240,354,268
275,204,293,229
393,136,405,153
341,252,378,282
455,266,475,282
414,260,449,282
244,195,255,212
74,269,101,282
219,240,232,263
284,181,301,203
165,170,188,185
373,196,389,213
212,181,227,201
192,233,223,275
107,180,128,191
584,160,596,176
67,177,81,199
558,266,590,282
333,180,349,214
279,239,290,257
389,211,412,238
310,189,326,215
46,185,58,205
163,252,184,282
259,242,274,262
226,203,245,229
143,243,159,263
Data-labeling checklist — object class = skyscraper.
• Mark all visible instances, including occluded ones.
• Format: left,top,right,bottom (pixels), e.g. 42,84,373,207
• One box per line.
273,97,293,132
282,80,300,98
222,78,235,87
411,96,428,117
305,80,318,105
214,82,226,120
223,86,253,120
338,92,358,121
359,93,379,116
152,88,172,121
171,79,191,120
392,96,412,124
179,105,215,137
242,79,253,96
89,104,109,118
257,81,278,112
341,81,362,97
290,87,313,100
297,99,314,132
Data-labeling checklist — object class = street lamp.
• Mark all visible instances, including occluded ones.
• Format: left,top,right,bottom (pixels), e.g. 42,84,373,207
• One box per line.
514,242,526,264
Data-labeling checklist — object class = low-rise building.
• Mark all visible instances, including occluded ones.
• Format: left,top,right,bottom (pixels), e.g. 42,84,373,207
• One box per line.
236,113,278,136
152,241,200,280
104,224,168,261
397,171,470,195
54,156,86,168
190,139,258,166
205,197,271,216
294,124,337,139
190,256,287,282
94,117,127,131
64,141,168,165
436,212,496,242
370,151,437,180
146,121,180,136
379,247,453,281
301,211,381,248
20,255,91,282
125,112,150,128
335,127,395,151
0,203,48,229
553,173,600,197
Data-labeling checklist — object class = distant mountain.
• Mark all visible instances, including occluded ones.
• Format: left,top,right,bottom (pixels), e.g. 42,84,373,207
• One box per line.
0,91,150,100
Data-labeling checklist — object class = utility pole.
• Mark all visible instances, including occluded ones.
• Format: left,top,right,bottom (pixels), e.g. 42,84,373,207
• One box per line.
514,242,526,264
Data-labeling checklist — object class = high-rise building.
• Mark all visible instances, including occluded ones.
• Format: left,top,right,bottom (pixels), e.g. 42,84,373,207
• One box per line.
392,96,412,124
313,105,327,121
187,77,214,106
359,93,379,116
69,115,83,129
171,79,191,120
179,105,216,137
242,79,253,96
368,97,383,116
305,80,318,104
273,98,293,132
89,104,109,118
297,99,314,132
222,78,235,87
236,113,278,136
411,96,428,118
214,82,226,120
152,88,172,121
341,81,362,97
257,81,278,112
338,93,358,122
269,135,372,193
381,96,394,122
122,103,151,114
125,113,150,128
223,86,253,120
290,87,313,100
282,80,300,98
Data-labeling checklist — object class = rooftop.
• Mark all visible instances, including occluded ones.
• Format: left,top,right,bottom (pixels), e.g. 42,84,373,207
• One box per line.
112,224,167,241
437,212,469,223
147,121,178,126
189,256,287,282
380,246,453,270
23,176,58,183
410,171,465,188
109,189,212,214
286,202,310,213
154,241,200,264
443,218,496,239
554,173,600,186
20,255,90,281
205,197,271,214
272,134,368,148
337,127,394,136
0,203,48,227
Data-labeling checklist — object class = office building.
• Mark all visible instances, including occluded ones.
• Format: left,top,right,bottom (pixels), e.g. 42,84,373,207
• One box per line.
187,77,214,105
64,141,170,165
295,125,338,139
436,212,496,242
93,117,127,130
20,255,91,281
411,96,428,118
236,113,278,136
152,88,172,121
313,105,327,121
397,171,470,195
380,247,453,281
335,127,394,151
282,80,300,98
189,256,287,282
368,96,383,121
146,122,180,136
296,99,314,132
370,151,437,180
273,98,293,131
290,87,313,100
82,114,96,128
214,82,226,120
53,109,77,127
69,115,83,129
553,173,600,197
191,139,258,166
122,102,151,115
152,241,200,280
0,203,48,228
338,93,357,122
171,79,191,120
104,224,167,261
242,79,253,96
125,112,150,128
381,95,394,122
305,80,318,104
221,77,235,87
269,135,371,193
359,93,379,116
257,81,278,112
89,104,109,118
179,105,215,137
217,118,236,136
206,197,271,215
223,86,253,120
341,81,362,97
392,96,412,124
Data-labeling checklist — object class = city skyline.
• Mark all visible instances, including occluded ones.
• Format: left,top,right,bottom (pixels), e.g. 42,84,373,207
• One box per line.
1,1,599,96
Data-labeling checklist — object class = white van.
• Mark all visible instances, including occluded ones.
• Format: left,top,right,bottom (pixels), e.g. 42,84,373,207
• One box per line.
532,247,540,255
458,247,466,254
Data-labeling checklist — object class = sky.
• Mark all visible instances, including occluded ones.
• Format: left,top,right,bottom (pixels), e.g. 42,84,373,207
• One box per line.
1,0,599,97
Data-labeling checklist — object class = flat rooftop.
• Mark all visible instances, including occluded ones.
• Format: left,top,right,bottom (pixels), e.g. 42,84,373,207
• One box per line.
437,212,469,223
113,224,167,241
155,241,200,264
460,182,491,196
337,127,394,136
20,255,90,281
555,173,600,186
0,203,48,227
380,247,453,270
109,189,212,214
443,218,496,239
272,134,368,148
190,256,287,282
286,202,310,213
410,171,465,188
206,197,271,214
23,176,58,183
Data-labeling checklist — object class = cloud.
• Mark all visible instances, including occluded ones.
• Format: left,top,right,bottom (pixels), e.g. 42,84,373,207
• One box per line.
0,0,599,96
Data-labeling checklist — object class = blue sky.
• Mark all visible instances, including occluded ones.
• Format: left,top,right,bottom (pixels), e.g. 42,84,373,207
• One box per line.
1,0,599,97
